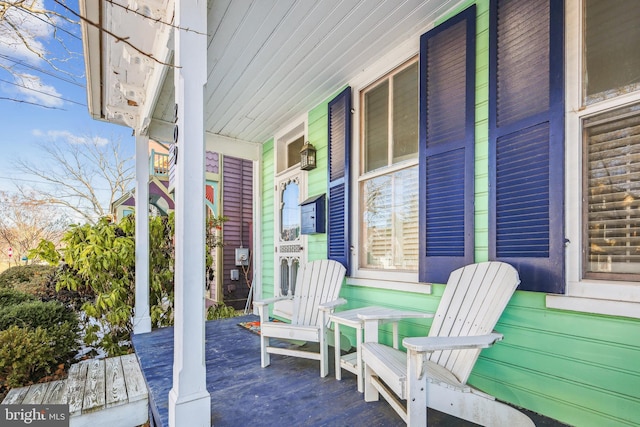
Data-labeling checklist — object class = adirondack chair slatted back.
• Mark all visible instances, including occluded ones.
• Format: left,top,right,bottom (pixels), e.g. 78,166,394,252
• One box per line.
428,262,520,384
291,260,346,327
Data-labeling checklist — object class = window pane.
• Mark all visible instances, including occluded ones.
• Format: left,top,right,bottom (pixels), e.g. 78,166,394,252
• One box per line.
393,63,419,163
364,81,389,172
361,166,418,270
585,0,640,100
584,103,640,277
287,136,304,169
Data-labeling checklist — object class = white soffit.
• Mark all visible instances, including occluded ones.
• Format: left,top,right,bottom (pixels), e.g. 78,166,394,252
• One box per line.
97,0,462,141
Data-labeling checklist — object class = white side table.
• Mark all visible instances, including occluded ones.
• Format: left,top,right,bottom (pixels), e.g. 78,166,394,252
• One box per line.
330,306,432,392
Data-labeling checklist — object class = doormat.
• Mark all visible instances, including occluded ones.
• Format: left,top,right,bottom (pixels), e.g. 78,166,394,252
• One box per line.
238,318,282,335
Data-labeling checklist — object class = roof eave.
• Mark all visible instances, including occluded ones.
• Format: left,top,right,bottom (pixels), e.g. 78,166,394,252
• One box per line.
79,0,104,121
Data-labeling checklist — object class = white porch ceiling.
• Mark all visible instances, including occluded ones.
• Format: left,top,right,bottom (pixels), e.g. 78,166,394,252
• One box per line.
85,0,462,144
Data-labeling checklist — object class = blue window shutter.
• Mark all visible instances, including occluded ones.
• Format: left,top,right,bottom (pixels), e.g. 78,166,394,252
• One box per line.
489,0,564,293
419,6,476,284
327,87,351,274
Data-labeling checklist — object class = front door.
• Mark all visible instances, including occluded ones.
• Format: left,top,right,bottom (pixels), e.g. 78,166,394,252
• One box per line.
273,170,305,318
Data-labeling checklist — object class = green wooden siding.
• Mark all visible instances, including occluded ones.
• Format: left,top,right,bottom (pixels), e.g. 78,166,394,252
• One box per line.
261,139,275,298
258,1,640,425
306,99,329,262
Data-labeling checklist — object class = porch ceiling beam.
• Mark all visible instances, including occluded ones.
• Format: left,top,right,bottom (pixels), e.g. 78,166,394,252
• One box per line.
148,118,176,143
205,132,261,162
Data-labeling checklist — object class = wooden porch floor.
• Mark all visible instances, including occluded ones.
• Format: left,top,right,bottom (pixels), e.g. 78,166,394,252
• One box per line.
132,315,565,427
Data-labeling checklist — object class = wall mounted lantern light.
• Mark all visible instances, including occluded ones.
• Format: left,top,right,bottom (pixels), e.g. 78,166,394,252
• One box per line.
300,142,317,171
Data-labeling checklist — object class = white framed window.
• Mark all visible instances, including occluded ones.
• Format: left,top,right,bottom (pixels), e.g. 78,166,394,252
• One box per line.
550,0,640,318
276,120,306,174
359,58,419,272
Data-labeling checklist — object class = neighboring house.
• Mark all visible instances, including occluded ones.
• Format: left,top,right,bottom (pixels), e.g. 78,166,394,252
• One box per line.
80,1,640,426
111,141,174,222
111,142,253,307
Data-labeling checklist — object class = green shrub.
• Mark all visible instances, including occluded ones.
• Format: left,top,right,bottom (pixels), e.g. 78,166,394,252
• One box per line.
0,300,78,331
0,289,36,307
0,296,80,395
0,299,80,365
0,265,56,296
0,325,57,389
0,264,93,310
207,303,238,320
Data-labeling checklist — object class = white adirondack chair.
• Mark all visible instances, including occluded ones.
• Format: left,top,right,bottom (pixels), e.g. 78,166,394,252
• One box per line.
360,261,534,427
254,259,347,377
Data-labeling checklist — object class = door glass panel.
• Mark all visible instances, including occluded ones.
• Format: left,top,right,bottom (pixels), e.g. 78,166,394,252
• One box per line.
280,259,290,295
281,181,300,241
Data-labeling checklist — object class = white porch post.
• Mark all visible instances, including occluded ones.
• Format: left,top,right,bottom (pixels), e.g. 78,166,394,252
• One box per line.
133,134,152,334
168,0,211,426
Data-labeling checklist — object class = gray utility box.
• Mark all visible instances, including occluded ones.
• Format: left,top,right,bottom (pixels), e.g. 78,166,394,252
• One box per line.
300,194,325,235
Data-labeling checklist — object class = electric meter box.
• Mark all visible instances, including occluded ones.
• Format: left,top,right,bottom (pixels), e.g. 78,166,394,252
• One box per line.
300,194,325,235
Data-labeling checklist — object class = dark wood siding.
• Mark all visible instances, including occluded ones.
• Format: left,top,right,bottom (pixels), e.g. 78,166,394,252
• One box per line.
222,156,253,309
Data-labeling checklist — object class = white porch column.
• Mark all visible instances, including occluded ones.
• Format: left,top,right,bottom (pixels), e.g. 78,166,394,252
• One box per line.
133,134,152,334
168,0,210,426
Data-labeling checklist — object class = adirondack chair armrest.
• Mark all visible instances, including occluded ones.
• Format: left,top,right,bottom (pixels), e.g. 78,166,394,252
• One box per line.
318,298,348,312
253,295,292,308
403,332,504,353
254,296,293,323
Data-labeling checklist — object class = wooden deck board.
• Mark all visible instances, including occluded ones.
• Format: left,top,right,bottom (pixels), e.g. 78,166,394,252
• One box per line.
2,386,29,404
82,359,106,413
1,355,148,427
66,360,89,417
120,353,147,403
22,382,49,404
43,380,67,404
105,357,127,408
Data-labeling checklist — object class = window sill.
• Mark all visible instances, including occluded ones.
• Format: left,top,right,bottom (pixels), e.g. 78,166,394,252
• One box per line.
545,281,640,320
346,276,431,295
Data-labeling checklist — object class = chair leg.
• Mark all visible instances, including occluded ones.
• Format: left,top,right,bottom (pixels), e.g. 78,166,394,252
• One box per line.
261,335,270,368
407,350,427,427
320,313,328,377
363,362,379,402
258,304,270,368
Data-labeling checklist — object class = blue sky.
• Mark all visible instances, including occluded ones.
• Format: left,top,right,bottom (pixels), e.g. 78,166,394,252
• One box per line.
0,0,135,195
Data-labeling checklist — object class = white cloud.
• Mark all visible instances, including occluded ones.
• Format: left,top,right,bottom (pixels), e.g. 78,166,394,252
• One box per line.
34,130,109,146
13,73,64,107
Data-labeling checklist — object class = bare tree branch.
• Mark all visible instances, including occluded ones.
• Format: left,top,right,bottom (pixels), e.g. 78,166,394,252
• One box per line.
0,190,69,265
13,135,135,225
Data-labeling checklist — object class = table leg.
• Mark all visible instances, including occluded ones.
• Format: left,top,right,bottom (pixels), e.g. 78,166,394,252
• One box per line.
356,325,363,393
392,322,399,349
334,322,341,381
